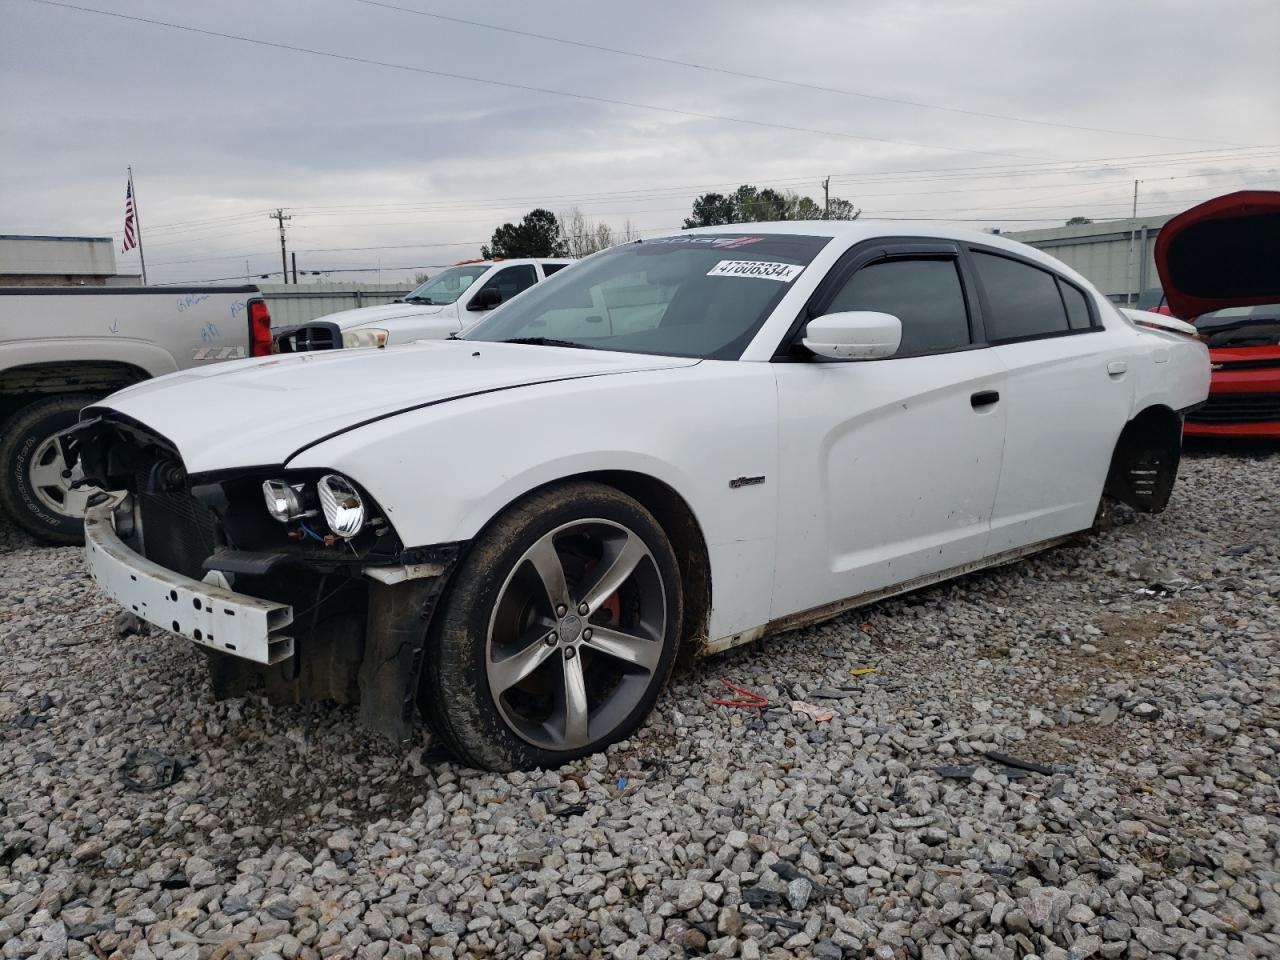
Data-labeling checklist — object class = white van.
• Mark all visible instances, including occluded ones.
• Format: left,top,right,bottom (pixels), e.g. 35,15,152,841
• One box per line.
274,258,573,351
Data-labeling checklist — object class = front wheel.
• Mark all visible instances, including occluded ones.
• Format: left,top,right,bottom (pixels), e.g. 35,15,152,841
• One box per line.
422,481,683,771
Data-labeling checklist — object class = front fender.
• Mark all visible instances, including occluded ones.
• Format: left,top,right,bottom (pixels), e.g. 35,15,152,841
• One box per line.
288,362,781,641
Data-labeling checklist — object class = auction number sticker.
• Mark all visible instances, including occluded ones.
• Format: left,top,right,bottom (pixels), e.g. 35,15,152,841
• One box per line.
707,260,805,282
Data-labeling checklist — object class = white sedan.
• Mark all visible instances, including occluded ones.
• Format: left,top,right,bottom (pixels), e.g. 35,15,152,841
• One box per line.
67,222,1209,770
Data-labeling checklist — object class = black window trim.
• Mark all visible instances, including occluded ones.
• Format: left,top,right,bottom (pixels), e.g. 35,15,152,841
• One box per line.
772,237,987,361
962,242,1103,346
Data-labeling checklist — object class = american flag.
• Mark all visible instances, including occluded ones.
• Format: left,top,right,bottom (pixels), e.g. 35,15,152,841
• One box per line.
122,179,137,253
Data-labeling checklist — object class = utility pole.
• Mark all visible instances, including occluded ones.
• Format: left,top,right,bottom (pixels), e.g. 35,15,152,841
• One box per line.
270,209,292,284
822,176,831,219
1124,180,1141,305
291,251,298,284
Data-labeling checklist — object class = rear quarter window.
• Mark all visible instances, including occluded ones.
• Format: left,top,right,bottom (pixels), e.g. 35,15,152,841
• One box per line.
972,251,1069,341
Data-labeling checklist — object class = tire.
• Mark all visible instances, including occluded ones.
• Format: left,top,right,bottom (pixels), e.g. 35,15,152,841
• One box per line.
422,481,683,771
0,394,103,545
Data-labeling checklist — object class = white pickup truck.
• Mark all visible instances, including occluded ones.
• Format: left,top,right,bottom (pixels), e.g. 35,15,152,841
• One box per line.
273,258,572,351
0,285,272,543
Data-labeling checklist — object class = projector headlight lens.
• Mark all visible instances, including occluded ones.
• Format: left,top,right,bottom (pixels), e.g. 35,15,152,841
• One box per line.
262,479,305,523
342,328,389,349
317,474,365,539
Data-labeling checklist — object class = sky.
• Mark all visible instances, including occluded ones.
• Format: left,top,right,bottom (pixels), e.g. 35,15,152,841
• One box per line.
2,0,1277,285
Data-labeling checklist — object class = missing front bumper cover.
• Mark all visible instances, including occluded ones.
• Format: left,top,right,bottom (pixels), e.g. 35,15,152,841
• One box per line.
84,506,295,665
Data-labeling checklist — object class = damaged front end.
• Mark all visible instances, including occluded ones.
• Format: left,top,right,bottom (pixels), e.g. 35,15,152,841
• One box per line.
64,413,461,743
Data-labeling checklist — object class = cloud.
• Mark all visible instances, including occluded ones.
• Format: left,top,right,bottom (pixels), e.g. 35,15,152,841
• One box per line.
2,0,1274,282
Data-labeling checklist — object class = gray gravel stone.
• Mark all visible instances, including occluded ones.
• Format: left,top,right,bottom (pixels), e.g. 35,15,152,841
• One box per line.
2,451,1278,958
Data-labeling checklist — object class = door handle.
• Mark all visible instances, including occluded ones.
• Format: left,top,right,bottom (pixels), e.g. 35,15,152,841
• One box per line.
1107,361,1128,377
970,390,1000,408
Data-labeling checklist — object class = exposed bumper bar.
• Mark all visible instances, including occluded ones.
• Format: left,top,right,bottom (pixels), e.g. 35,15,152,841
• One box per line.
84,507,295,665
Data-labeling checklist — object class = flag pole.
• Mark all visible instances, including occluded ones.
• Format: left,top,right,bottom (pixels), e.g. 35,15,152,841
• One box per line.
128,166,149,285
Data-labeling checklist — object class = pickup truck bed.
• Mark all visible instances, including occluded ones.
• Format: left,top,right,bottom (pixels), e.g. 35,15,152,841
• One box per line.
0,285,270,543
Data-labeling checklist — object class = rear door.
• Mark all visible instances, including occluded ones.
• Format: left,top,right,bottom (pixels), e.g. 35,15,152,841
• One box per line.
969,246,1134,550
772,241,1006,620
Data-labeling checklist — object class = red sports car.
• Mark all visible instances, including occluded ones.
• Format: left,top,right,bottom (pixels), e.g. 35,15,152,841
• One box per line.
1155,191,1280,438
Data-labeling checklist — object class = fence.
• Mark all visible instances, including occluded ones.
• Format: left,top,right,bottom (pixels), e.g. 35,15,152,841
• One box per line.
257,282,411,328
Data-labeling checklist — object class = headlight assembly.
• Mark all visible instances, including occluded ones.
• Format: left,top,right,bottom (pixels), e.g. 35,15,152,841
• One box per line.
261,479,306,523
317,474,365,539
342,328,389,349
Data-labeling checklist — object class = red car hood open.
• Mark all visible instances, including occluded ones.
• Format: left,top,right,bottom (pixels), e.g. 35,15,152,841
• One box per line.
1155,190,1280,319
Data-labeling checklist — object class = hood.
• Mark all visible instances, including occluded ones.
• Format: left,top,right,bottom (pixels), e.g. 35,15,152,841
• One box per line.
314,300,452,330
1155,190,1280,319
94,340,698,474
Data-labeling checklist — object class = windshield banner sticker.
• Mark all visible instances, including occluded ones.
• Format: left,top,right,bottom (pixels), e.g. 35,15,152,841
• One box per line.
647,236,765,247
707,260,805,282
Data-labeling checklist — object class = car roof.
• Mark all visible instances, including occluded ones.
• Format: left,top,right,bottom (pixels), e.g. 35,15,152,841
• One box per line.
468,258,573,266
672,219,1088,279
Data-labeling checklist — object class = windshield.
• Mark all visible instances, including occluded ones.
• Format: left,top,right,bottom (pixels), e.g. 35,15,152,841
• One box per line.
402,265,490,304
462,234,829,359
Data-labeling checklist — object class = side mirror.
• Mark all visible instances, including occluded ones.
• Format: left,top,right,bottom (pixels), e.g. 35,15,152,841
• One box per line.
802,311,902,360
468,287,502,311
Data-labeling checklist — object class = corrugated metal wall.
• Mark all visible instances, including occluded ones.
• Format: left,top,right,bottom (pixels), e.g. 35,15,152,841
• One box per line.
257,282,411,327
1004,215,1171,303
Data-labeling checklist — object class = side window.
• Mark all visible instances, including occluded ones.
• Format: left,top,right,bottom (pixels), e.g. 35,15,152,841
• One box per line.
541,263,567,277
479,265,538,304
972,252,1069,341
1058,278,1094,330
825,257,970,355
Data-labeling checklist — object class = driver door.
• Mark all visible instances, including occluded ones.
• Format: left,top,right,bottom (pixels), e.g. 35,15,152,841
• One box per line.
771,241,1006,621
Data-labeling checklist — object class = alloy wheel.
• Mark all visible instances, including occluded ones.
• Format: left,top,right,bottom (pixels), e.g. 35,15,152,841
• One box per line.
485,518,667,751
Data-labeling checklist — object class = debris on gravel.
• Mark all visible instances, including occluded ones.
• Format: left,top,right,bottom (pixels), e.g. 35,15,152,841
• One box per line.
1,447,1278,958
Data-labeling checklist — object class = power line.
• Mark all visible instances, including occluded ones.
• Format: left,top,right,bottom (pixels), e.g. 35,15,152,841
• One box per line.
143,170,1273,273
354,0,1242,148
85,144,1280,238
28,0,1042,161
280,147,1280,216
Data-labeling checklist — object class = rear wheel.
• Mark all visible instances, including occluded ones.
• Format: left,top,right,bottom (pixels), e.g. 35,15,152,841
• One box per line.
0,394,118,545
423,481,682,771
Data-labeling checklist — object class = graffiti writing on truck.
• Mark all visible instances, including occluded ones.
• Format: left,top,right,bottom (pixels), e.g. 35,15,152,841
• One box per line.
176,293,211,312
199,321,220,343
229,299,247,318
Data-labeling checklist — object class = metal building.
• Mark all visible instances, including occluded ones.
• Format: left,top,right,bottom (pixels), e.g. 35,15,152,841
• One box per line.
1003,215,1173,305
0,234,138,286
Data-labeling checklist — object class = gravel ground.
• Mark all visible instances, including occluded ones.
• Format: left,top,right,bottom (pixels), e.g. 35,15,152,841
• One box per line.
1,445,1278,960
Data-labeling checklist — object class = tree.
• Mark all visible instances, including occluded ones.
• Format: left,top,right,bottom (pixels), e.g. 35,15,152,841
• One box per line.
825,197,861,221
684,184,859,226
684,192,736,228
1066,216,1093,225
558,206,616,258
482,208,566,259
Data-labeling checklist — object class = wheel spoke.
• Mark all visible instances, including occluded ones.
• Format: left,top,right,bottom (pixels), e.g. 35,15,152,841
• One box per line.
488,628,556,695
579,532,647,614
29,458,66,489
59,486,99,519
526,534,571,615
583,625,661,674
560,653,590,748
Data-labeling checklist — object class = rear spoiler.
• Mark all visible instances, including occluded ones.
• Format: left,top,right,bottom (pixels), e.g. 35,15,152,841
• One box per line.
1154,190,1280,319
